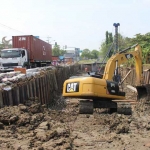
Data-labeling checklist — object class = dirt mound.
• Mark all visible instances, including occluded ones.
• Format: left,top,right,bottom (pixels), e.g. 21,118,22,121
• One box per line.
0,96,150,149
0,98,77,150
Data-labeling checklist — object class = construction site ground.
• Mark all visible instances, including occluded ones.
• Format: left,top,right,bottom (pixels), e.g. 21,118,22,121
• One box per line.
0,74,150,149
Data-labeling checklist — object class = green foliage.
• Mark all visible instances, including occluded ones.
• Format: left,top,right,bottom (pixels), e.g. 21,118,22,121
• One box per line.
52,42,66,56
129,33,150,63
100,31,114,59
81,49,91,59
143,48,149,64
100,31,150,65
106,31,109,45
59,49,66,56
52,44,60,56
0,43,12,51
99,42,112,58
109,33,113,43
90,50,99,59
100,33,131,58
105,31,113,45
81,49,99,59
0,43,4,50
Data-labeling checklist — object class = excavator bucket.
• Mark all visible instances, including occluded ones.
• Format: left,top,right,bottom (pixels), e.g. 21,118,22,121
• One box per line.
136,85,150,101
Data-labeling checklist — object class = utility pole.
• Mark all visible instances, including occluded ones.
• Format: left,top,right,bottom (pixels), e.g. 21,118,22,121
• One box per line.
47,36,51,44
113,23,120,53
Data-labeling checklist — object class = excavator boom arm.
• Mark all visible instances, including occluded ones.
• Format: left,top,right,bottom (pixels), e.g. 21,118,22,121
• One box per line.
102,45,142,85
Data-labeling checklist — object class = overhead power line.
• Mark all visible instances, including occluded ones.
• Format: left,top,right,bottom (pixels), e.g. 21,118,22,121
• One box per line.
0,22,24,33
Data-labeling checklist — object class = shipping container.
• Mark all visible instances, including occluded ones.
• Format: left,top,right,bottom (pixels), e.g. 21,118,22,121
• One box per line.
12,35,52,62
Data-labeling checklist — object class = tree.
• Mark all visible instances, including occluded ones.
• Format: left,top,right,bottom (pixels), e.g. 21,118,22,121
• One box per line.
0,42,12,50
99,31,114,58
109,32,113,43
52,42,67,56
59,49,66,56
99,41,113,58
81,49,91,59
52,42,60,56
91,50,99,59
100,31,150,64
131,33,150,63
106,31,109,45
0,43,4,50
99,32,132,59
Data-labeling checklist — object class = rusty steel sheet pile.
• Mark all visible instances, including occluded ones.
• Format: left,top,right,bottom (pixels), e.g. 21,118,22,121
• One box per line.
0,64,80,108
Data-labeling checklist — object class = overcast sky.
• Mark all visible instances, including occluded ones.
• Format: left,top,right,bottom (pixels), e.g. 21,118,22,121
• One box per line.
0,0,149,50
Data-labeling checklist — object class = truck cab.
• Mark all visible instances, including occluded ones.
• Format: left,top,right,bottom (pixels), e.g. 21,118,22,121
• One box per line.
0,48,28,72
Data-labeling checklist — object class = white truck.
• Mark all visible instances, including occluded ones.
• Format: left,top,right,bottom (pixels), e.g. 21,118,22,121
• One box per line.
0,35,52,72
0,48,28,72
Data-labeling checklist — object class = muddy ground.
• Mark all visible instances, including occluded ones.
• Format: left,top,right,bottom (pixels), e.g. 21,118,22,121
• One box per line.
0,87,150,150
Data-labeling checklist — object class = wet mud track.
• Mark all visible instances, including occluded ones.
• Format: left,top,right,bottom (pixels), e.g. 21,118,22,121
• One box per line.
66,99,150,150
0,96,150,149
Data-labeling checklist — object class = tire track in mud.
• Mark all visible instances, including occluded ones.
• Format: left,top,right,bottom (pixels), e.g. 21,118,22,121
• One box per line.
65,99,115,150
71,114,104,150
65,98,150,150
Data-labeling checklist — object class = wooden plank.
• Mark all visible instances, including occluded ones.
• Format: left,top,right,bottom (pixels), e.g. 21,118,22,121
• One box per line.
113,100,137,102
148,71,150,84
144,69,150,71
143,71,146,83
120,70,132,84
127,85,137,93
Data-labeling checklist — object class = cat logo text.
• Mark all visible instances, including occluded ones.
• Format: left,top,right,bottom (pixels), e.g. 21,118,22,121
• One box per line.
66,82,79,92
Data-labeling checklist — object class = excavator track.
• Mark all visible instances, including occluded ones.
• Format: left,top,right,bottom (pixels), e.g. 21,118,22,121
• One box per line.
79,100,94,114
117,102,132,115
79,100,132,115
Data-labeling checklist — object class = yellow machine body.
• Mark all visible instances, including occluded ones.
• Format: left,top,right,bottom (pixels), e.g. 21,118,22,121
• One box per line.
63,77,125,100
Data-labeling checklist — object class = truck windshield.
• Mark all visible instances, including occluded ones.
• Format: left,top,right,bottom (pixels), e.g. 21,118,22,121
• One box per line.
1,50,21,58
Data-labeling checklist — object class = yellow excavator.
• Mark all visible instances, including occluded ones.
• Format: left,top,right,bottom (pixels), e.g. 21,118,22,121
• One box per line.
62,44,148,115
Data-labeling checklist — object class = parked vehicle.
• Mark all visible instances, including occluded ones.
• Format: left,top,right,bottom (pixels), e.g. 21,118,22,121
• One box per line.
0,35,52,72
